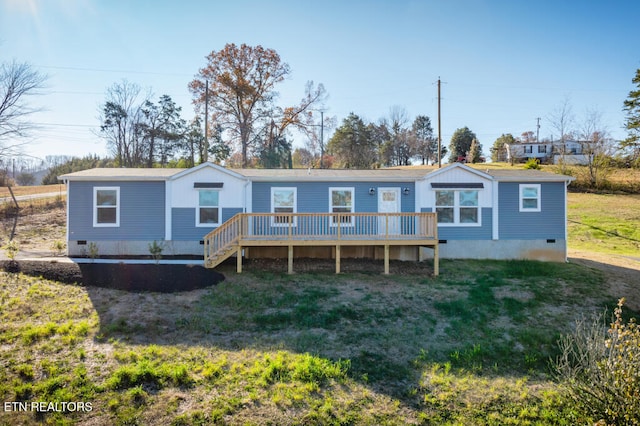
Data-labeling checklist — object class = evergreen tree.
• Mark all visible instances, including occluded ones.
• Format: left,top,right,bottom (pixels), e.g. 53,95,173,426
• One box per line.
411,115,438,165
327,113,376,168
468,138,482,163
448,127,478,162
623,68,640,166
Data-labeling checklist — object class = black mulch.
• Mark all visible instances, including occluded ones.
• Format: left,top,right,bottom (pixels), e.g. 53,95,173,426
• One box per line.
0,260,224,292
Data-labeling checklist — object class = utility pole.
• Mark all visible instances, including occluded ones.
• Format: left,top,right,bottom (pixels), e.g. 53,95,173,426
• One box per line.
536,117,541,143
437,77,442,168
203,80,209,163
319,110,324,169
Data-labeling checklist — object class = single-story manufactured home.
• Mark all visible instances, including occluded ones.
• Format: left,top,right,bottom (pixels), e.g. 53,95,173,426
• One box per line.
59,163,574,274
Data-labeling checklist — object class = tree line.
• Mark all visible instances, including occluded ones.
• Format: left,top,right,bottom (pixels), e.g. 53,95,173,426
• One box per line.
3,46,640,177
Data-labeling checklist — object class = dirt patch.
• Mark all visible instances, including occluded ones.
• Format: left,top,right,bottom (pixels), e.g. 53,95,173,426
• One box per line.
241,257,436,275
0,201,66,254
493,287,535,302
568,249,640,311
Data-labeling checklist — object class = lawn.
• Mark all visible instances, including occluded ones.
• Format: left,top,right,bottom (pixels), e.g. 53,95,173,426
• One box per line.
0,259,620,425
567,192,640,256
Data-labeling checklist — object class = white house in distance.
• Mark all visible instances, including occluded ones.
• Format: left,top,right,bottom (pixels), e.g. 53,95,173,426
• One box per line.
505,140,593,165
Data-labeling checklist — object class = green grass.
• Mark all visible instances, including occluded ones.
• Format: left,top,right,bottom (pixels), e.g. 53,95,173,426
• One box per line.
0,257,627,425
568,192,640,256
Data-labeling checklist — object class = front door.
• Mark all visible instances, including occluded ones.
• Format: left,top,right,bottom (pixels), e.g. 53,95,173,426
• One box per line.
378,188,401,235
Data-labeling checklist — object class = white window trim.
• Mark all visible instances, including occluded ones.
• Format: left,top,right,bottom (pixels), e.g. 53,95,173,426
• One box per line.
435,189,482,227
93,186,120,227
271,187,297,227
519,184,541,212
196,189,220,227
329,187,355,227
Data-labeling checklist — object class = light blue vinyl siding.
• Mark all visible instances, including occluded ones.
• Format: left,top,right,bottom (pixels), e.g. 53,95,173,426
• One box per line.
421,207,493,240
68,181,165,240
498,182,565,239
252,182,415,213
172,208,243,240
252,182,416,236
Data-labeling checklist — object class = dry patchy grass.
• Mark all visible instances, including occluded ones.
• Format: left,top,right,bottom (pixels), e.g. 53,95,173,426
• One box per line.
0,257,624,425
0,184,65,198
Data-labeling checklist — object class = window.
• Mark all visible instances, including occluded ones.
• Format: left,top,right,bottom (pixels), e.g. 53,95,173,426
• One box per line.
524,145,533,154
538,145,547,153
519,184,541,212
271,187,296,225
197,190,220,226
93,187,120,227
330,187,354,225
435,190,480,225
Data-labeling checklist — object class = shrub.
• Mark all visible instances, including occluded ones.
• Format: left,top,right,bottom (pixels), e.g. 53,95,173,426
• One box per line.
3,240,19,260
148,240,164,263
554,298,640,425
523,158,541,170
50,240,66,256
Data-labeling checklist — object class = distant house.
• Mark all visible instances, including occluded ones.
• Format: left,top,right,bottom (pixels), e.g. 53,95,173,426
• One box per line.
506,140,593,165
59,163,574,274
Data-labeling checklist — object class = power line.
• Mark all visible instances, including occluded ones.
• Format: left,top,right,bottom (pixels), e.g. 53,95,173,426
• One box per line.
33,122,96,128
35,64,192,78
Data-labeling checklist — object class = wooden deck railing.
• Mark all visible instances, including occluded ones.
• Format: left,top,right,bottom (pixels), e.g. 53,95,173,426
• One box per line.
203,212,438,274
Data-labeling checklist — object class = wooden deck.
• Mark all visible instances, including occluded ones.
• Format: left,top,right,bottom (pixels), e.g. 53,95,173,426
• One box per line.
203,212,439,275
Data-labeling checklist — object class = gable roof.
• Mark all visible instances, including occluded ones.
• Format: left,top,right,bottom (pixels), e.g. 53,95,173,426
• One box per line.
58,168,185,181
423,162,494,181
483,168,575,182
231,168,429,182
58,162,573,183
169,162,248,181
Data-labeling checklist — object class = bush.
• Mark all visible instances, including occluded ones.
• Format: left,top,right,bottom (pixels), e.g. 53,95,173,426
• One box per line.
3,241,19,260
523,158,541,170
554,298,640,425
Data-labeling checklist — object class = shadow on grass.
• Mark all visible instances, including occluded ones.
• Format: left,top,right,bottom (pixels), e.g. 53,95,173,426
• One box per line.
71,257,638,406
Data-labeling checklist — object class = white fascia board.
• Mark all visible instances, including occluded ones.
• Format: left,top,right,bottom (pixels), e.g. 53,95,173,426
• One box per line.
426,163,494,181
169,162,247,181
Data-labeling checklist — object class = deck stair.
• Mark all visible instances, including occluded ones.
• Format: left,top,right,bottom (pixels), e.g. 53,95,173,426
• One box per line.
203,212,439,275
203,214,242,268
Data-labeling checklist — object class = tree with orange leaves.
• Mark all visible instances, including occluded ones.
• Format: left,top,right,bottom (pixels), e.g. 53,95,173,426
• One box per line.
190,43,326,168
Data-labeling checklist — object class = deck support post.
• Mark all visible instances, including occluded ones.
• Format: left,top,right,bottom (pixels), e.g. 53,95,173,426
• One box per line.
288,245,294,274
335,245,341,274
236,245,243,273
433,244,439,276
384,244,390,275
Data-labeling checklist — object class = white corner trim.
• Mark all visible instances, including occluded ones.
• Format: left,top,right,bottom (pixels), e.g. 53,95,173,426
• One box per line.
492,180,499,240
165,182,172,241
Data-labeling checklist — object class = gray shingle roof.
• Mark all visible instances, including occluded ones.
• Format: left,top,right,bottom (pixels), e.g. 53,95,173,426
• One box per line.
59,164,573,183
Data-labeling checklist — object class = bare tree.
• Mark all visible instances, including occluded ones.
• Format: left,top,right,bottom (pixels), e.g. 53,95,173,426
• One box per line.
189,43,291,167
547,97,575,171
0,60,48,158
258,81,327,167
379,106,413,166
98,80,150,167
578,108,615,188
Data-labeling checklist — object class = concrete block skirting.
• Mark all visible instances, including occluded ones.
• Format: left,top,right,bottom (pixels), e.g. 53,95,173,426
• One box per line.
67,240,205,257
420,239,568,262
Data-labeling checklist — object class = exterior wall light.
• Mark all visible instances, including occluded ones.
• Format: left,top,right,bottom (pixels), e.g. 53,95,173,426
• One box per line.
369,187,376,195
403,187,410,195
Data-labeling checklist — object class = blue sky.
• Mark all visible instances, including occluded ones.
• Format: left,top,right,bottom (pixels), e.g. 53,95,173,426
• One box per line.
1,0,639,163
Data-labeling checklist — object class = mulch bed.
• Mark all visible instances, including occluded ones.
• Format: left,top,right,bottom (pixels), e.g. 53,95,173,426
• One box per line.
0,260,224,292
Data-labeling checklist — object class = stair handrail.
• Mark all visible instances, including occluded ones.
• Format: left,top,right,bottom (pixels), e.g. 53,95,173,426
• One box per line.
203,213,244,264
